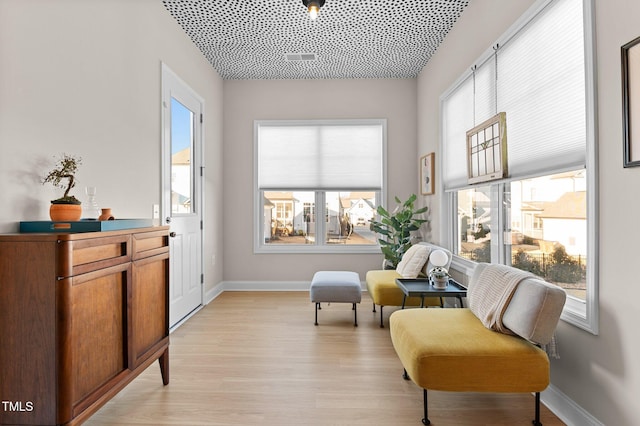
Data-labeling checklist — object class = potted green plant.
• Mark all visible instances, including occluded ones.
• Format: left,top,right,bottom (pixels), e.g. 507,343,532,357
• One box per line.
370,194,429,269
42,154,83,221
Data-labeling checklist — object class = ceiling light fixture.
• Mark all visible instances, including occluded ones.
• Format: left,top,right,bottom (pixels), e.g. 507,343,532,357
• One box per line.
302,0,325,20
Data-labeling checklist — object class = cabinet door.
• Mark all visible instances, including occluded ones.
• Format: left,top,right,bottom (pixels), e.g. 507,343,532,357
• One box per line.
131,252,170,367
57,263,131,423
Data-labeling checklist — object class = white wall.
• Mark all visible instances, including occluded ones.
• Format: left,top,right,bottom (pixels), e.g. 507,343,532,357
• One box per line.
0,0,224,295
418,0,640,424
222,79,418,282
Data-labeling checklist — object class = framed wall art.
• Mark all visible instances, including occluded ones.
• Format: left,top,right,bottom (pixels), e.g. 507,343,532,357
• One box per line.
622,36,640,167
420,152,434,195
466,112,508,184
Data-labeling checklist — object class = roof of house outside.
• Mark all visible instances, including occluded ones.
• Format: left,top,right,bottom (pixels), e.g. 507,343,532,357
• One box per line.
172,148,190,165
538,191,586,220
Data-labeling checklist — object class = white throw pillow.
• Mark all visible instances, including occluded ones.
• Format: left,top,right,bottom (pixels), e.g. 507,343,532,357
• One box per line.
396,244,431,278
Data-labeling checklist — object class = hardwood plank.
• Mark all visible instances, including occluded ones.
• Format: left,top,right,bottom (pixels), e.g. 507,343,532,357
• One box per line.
85,292,566,426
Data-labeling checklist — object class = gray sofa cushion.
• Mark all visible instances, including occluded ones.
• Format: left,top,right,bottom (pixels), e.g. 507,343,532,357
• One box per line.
470,263,566,345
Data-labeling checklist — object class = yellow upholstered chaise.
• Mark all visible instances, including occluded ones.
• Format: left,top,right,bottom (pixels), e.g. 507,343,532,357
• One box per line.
390,263,566,425
366,242,452,327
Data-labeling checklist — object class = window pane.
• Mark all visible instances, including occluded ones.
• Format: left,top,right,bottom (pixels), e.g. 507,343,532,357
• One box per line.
263,191,314,244
456,186,492,262
262,191,378,246
170,97,194,214
508,170,587,301
325,192,377,245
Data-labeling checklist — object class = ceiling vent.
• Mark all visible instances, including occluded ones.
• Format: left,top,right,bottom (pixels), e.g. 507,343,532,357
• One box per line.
285,53,317,62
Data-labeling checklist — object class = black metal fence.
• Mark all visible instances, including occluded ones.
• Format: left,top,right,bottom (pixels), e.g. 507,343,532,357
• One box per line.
459,249,587,287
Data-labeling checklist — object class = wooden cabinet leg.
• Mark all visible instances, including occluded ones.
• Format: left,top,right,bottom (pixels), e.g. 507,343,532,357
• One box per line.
159,349,170,385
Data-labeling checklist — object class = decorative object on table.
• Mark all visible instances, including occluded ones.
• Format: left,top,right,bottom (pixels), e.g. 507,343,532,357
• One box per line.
84,186,100,219
428,249,450,289
41,154,82,221
370,194,429,269
622,35,640,167
466,112,508,184
19,218,153,233
98,208,115,221
420,152,435,195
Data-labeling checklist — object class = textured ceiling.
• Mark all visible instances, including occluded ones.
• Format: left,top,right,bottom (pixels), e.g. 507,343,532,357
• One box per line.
162,0,469,80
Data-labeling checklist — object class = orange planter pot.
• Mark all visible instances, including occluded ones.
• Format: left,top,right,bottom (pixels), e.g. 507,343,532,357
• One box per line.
49,203,82,222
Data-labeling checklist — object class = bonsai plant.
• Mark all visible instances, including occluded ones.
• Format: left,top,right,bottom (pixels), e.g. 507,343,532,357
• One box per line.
370,194,429,269
42,154,83,221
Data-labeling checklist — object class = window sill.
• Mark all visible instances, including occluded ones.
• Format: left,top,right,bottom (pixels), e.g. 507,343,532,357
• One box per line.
254,244,383,255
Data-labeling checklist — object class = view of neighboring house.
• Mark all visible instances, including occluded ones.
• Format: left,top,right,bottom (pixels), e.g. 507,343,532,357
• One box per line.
460,171,586,256
511,171,587,257
171,147,192,213
263,191,297,239
344,192,376,225
263,191,377,244
538,191,587,256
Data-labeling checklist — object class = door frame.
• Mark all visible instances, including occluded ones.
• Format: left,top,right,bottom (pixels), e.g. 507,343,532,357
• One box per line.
160,62,205,329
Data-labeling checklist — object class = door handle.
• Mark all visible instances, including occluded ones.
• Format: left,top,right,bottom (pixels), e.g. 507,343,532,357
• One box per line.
165,217,172,224
169,232,177,238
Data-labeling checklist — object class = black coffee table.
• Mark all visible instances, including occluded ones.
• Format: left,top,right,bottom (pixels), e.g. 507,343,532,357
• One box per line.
395,278,467,308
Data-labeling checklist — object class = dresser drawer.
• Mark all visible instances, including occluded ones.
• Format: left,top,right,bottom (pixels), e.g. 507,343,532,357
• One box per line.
58,235,131,278
132,229,169,260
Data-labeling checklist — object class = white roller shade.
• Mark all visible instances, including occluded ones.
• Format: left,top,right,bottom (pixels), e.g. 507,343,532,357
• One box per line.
442,0,586,190
497,0,586,179
257,121,384,190
442,75,474,190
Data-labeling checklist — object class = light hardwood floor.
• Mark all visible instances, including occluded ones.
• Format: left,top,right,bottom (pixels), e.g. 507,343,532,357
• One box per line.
86,292,566,426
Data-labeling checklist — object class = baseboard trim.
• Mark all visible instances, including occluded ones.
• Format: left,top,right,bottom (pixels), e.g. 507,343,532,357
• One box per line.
223,280,311,292
218,280,366,293
205,281,225,304
542,384,603,426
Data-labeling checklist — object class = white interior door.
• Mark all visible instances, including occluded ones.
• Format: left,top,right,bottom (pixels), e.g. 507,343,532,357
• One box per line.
162,64,204,328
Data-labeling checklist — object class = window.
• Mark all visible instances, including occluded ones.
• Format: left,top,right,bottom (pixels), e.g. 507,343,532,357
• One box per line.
441,0,597,333
254,120,386,253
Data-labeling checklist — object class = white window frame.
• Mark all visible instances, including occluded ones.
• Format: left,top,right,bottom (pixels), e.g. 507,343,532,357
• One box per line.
253,119,387,254
439,0,598,334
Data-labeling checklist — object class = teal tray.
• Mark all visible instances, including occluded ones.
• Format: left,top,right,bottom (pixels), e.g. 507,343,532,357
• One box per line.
20,219,154,233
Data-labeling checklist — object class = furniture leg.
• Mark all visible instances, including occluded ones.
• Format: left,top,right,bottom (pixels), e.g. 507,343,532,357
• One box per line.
372,302,376,313
353,303,358,326
403,368,410,380
402,296,406,309
379,305,384,328
314,302,319,326
159,348,170,386
422,389,431,425
533,392,542,426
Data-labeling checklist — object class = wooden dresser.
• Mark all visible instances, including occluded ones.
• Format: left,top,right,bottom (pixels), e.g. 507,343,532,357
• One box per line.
0,226,170,426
